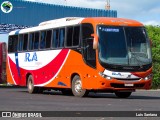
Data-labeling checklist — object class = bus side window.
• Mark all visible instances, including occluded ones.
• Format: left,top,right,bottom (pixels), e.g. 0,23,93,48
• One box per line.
59,28,65,47
8,35,18,53
82,23,94,40
19,34,23,51
66,26,80,47
34,32,40,50
23,34,28,51
73,26,80,46
52,29,59,48
66,26,73,47
46,30,52,48
29,33,34,50
40,31,46,49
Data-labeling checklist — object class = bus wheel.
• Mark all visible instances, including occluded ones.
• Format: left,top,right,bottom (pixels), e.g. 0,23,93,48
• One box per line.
27,75,38,94
115,92,132,98
72,75,88,97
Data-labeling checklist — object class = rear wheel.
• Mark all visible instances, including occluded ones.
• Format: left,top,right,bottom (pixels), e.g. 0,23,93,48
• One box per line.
27,75,39,94
115,92,132,98
72,75,88,97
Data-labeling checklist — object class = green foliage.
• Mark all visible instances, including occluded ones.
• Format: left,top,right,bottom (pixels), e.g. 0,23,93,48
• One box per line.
145,25,160,89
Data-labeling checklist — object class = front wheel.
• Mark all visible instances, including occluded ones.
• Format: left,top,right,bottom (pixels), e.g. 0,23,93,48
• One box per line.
72,75,88,97
115,92,132,98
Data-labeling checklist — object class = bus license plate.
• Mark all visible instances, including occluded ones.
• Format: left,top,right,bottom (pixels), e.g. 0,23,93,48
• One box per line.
125,84,134,87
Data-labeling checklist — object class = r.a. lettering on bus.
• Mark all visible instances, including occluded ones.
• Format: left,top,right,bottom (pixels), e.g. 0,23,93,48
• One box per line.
25,52,38,62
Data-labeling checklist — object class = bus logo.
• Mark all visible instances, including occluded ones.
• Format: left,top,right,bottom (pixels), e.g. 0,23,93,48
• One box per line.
1,1,13,13
112,72,122,76
25,52,38,62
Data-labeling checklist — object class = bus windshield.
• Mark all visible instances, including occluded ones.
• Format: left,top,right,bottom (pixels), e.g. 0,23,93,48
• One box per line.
98,26,152,66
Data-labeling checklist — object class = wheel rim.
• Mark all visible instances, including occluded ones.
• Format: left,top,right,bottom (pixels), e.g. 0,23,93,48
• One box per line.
28,80,32,90
75,79,82,93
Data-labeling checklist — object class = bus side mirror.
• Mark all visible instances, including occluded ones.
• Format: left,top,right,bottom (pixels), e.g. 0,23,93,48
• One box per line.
91,34,98,49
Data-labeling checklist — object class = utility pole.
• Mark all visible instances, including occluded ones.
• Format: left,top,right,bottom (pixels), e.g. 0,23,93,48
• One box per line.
105,0,110,10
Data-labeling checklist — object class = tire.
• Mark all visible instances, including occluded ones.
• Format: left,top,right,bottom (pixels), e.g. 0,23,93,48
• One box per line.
115,92,132,98
71,75,88,97
27,75,39,94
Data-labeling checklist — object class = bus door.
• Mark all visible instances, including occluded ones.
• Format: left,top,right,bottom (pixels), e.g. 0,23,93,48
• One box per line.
81,23,96,69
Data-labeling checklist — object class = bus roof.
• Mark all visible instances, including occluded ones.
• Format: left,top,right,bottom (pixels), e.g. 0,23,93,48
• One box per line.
9,17,84,35
9,17,144,35
81,17,144,27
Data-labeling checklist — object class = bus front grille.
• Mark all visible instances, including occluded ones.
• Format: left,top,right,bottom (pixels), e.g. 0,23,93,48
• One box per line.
116,78,141,81
110,83,145,88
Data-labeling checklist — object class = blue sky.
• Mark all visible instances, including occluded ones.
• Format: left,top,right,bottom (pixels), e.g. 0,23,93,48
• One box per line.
0,0,160,43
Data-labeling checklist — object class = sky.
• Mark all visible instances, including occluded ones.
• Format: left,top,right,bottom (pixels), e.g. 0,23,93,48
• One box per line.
0,0,160,42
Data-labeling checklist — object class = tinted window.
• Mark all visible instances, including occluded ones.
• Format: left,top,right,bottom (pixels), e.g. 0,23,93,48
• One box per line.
40,31,46,49
19,34,23,51
52,28,65,48
82,23,94,39
82,23,96,68
73,26,80,46
19,34,28,51
52,29,59,48
23,34,28,51
34,32,39,49
29,33,34,50
66,26,80,47
66,27,73,47
46,30,52,48
59,28,65,47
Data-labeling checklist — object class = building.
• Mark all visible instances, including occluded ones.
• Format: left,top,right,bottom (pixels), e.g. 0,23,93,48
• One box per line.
0,0,117,26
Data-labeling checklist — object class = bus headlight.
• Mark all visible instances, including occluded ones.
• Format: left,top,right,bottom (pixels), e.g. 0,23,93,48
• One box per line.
99,72,112,80
144,74,153,80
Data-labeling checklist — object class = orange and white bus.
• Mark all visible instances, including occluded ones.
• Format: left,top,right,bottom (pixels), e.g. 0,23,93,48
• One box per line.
7,17,152,98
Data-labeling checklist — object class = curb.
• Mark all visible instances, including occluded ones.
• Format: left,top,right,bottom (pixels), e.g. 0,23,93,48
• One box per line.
137,89,160,91
0,85,159,91
0,85,26,88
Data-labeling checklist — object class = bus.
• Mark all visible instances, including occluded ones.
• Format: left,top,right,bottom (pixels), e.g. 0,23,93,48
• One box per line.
0,42,7,83
7,17,152,98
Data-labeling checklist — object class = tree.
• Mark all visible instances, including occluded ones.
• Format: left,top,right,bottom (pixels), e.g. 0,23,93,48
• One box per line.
146,25,160,88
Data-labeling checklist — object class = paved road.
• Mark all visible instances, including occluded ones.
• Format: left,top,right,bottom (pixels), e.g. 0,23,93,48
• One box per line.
0,87,160,119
